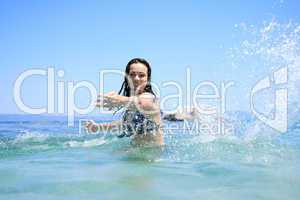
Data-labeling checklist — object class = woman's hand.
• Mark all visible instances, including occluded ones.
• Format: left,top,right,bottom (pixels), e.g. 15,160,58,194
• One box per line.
96,91,132,109
96,91,118,109
103,91,122,104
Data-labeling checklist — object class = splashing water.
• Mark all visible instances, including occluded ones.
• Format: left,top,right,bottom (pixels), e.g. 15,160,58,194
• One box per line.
1,19,300,200
227,19,300,139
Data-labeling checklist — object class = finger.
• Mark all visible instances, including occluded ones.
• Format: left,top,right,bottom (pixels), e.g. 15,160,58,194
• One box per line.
96,99,104,105
102,94,113,99
106,91,116,95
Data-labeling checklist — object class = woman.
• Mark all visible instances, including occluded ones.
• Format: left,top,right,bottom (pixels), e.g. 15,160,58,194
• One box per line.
85,58,163,146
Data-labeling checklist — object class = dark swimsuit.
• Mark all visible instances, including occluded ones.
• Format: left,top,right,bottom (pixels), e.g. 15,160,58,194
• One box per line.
117,109,160,138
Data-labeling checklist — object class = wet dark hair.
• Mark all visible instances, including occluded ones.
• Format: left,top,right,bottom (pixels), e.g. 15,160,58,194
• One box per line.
118,58,156,97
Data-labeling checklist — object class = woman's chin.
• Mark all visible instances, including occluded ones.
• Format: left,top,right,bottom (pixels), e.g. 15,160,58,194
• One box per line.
133,88,143,94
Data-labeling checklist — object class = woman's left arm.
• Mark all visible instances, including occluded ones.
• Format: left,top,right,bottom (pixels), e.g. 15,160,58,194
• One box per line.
96,92,159,114
96,91,135,109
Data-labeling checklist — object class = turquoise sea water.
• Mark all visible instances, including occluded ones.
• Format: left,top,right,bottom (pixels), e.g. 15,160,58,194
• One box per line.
0,114,300,200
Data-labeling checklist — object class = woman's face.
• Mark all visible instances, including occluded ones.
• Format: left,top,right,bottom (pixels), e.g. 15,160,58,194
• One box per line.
128,62,148,94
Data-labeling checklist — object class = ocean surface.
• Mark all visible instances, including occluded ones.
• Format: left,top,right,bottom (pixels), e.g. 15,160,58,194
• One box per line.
0,113,300,200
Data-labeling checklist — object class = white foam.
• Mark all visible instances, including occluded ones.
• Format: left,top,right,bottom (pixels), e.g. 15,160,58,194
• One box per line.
64,138,107,148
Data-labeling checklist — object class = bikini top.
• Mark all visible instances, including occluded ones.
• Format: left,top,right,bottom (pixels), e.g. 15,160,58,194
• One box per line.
118,109,160,138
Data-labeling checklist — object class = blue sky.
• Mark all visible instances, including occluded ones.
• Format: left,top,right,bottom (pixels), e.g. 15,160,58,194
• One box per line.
0,0,299,114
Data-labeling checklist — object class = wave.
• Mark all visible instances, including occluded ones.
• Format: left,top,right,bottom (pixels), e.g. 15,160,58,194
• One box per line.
0,119,299,167
0,130,115,158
